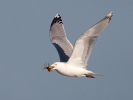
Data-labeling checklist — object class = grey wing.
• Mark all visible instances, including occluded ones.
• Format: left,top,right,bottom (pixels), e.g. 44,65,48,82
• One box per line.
50,14,73,62
67,12,113,68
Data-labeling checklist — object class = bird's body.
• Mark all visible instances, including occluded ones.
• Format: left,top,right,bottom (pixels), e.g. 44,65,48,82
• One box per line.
52,62,91,77
45,12,113,78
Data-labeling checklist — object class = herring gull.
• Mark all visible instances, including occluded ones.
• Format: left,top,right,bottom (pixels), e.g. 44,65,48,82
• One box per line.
44,12,113,78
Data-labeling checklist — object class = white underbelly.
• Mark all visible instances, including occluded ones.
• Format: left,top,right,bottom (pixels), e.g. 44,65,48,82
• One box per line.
55,67,87,77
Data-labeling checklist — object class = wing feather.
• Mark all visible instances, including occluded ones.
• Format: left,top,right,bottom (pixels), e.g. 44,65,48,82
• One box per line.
67,12,113,68
50,14,73,62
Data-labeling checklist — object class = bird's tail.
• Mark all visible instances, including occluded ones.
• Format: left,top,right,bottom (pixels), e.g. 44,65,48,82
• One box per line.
93,73,103,76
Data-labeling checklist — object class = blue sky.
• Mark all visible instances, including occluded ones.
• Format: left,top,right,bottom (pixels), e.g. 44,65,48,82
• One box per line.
0,0,133,100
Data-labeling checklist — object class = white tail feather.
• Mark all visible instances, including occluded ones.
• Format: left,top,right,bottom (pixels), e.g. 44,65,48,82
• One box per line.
93,73,103,76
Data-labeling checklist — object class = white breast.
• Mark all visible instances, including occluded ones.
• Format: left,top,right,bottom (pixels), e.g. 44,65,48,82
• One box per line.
55,64,88,77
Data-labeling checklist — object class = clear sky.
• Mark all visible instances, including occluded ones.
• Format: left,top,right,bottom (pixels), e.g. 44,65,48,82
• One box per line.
0,0,133,100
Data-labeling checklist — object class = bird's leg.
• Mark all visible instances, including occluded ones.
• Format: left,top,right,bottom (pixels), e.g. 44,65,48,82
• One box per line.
85,74,95,78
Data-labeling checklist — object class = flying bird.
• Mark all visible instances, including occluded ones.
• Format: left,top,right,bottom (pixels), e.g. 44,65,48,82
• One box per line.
44,12,113,78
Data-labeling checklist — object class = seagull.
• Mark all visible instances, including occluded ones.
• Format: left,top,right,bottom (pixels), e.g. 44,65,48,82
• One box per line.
45,12,113,78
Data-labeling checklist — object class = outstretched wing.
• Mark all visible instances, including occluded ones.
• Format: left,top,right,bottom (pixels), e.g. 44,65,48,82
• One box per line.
50,14,73,62
67,12,113,68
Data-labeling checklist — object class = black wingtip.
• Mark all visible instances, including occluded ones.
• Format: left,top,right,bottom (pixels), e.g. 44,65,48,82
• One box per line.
50,13,63,27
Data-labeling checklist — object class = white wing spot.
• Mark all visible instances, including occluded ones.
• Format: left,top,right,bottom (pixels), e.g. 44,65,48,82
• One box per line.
55,14,60,18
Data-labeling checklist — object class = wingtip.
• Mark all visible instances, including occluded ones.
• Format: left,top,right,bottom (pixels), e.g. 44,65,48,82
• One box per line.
55,13,61,18
106,12,113,22
50,13,63,27
107,12,113,17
